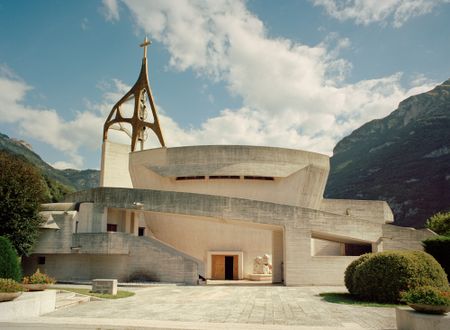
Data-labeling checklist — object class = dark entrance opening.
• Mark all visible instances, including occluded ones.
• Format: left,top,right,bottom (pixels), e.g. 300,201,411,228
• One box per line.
225,256,234,280
344,243,372,256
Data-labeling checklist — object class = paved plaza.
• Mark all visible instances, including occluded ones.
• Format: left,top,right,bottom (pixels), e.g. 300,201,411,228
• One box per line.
1,284,397,329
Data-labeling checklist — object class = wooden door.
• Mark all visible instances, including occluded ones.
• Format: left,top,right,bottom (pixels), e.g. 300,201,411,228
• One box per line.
211,255,225,280
233,255,239,280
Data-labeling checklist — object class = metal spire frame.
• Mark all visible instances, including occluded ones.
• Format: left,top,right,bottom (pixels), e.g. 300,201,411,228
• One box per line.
103,37,165,151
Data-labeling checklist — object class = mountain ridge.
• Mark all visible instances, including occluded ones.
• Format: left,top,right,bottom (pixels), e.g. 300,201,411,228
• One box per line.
0,132,99,193
326,78,450,228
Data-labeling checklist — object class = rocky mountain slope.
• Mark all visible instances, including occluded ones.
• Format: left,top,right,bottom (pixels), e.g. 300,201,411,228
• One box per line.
325,79,450,228
0,133,99,194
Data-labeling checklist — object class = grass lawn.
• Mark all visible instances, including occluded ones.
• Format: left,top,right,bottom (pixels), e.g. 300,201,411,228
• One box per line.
319,292,401,308
52,287,135,299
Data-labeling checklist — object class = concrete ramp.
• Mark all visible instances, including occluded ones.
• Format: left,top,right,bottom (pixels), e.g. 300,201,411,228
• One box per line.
126,234,204,284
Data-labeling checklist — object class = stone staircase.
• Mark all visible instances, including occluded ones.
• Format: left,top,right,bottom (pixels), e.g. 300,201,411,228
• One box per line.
55,290,91,310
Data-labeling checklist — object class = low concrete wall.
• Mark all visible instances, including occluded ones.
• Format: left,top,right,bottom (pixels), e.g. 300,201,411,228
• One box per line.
382,225,435,251
396,307,450,330
24,232,203,285
0,290,56,320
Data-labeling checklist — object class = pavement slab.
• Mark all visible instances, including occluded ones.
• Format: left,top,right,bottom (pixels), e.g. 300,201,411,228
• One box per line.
0,285,397,330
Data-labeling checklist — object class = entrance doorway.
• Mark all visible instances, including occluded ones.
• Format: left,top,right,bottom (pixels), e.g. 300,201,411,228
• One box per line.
225,256,234,280
211,254,239,280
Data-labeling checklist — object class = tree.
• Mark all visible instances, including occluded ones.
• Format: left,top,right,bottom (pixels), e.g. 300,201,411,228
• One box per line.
426,211,450,236
0,236,22,281
0,151,46,256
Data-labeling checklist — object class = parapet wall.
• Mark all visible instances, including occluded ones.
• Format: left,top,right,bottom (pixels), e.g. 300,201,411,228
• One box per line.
24,232,202,284
129,145,330,209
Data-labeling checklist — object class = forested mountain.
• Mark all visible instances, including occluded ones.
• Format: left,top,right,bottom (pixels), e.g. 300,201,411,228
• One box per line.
326,79,450,228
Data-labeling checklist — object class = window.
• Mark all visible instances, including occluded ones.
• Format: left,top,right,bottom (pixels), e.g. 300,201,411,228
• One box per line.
209,175,240,179
244,176,274,181
311,237,372,256
107,224,117,232
38,256,45,265
344,243,372,256
176,176,205,181
138,227,145,237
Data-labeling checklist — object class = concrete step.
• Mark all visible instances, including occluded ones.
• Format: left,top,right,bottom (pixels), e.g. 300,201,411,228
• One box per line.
55,291,91,310
0,317,371,330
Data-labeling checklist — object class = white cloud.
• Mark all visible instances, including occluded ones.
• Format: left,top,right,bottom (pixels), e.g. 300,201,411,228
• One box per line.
313,0,449,27
81,18,89,31
0,67,120,169
101,0,120,22
0,1,440,170
103,0,435,155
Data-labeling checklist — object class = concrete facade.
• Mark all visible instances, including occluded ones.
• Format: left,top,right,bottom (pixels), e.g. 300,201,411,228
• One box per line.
22,40,434,286
23,144,435,286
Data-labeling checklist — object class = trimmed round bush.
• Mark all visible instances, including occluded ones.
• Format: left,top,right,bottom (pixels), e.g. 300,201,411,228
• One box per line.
349,250,448,303
344,253,371,295
401,285,450,306
0,236,22,281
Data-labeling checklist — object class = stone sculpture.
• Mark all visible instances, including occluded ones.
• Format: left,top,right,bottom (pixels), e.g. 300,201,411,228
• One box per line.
253,254,272,274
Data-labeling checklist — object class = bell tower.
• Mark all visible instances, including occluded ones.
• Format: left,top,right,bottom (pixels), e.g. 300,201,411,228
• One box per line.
100,38,165,187
103,37,165,151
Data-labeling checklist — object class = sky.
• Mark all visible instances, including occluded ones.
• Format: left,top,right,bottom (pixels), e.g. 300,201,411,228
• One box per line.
0,0,449,170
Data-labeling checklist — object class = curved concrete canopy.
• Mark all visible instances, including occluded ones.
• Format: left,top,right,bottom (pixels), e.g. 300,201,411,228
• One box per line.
130,145,329,178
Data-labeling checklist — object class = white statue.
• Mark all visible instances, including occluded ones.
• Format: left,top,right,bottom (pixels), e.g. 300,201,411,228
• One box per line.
262,254,272,274
253,254,272,274
253,256,264,274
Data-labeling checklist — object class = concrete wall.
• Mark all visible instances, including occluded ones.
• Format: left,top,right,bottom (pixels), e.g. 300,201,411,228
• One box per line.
0,290,56,320
24,233,202,284
100,141,132,188
143,212,279,280
311,238,342,256
77,203,94,233
382,224,435,251
272,230,283,283
320,199,394,224
63,187,429,285
129,146,329,209
32,212,77,254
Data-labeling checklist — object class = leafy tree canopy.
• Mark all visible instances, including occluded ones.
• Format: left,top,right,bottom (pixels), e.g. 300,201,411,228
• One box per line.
0,150,46,256
426,211,450,236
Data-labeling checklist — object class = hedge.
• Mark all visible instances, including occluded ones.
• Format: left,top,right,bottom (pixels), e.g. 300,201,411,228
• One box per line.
423,236,450,282
346,250,448,303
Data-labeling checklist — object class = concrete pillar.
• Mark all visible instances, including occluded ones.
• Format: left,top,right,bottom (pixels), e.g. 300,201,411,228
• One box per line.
125,210,131,234
283,225,310,286
92,205,107,232
130,211,140,236
272,230,283,283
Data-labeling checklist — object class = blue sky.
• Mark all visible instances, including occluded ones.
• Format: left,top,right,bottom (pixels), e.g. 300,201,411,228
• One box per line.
0,0,449,169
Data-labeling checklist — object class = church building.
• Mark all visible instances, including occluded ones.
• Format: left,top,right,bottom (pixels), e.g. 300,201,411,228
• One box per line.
22,39,434,286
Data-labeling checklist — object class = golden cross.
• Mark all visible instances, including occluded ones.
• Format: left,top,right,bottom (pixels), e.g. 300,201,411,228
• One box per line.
140,36,151,58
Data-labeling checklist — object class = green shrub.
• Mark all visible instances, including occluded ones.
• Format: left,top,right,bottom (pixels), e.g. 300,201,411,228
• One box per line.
423,236,450,282
0,236,22,281
0,278,24,292
426,211,450,236
350,250,448,303
401,286,450,306
344,253,371,295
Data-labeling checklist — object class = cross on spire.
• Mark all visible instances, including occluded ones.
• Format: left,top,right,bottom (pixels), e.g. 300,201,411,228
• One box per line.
103,37,165,151
140,36,151,58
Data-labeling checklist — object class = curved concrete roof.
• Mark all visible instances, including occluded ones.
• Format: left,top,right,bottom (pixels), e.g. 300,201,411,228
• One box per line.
130,145,329,178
